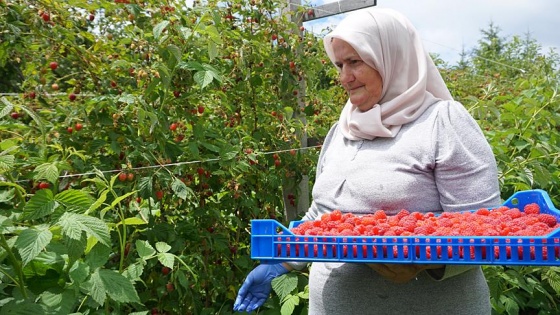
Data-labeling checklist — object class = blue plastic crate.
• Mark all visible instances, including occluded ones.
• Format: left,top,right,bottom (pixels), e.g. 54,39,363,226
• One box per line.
250,189,560,265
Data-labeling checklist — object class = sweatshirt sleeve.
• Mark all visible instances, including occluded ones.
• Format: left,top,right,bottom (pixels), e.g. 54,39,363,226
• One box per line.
428,101,501,280
432,101,501,212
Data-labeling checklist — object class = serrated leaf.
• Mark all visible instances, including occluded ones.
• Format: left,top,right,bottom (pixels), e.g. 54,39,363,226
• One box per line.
69,261,90,285
34,163,59,183
280,294,299,315
208,41,218,60
194,71,214,89
501,295,519,315
153,21,170,40
22,189,57,220
40,289,77,313
99,269,140,303
86,189,108,215
166,44,182,64
155,242,171,253
15,227,53,266
0,298,45,315
157,252,175,269
85,243,110,269
136,240,156,259
0,96,13,118
137,175,153,199
57,212,110,246
171,178,193,200
123,261,144,281
272,273,298,301
117,94,135,104
178,26,192,40
0,215,13,232
86,268,107,305
55,189,94,212
0,154,15,172
100,190,137,217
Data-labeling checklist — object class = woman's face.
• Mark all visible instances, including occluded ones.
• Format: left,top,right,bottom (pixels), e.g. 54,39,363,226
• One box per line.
331,39,383,112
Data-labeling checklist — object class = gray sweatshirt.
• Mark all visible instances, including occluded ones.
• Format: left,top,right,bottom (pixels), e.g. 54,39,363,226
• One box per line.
298,100,501,315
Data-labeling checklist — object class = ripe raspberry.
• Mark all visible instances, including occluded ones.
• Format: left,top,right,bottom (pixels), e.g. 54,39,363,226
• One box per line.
361,216,378,226
330,209,343,221
372,210,387,221
505,208,523,219
537,214,557,227
523,203,540,215
475,208,491,216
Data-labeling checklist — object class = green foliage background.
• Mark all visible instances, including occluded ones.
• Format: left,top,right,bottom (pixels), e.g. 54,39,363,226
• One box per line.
0,1,559,314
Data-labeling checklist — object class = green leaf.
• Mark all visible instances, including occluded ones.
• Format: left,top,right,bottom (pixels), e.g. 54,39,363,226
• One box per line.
117,217,148,226
66,234,86,262
157,252,175,269
171,177,194,200
22,189,57,220
55,189,94,212
85,243,110,270
280,294,299,315
0,298,45,315
15,227,53,266
272,273,298,301
40,289,78,314
123,261,144,281
166,44,182,65
137,176,153,199
69,261,90,285
178,26,192,40
34,162,59,183
155,242,171,253
85,268,107,305
194,70,214,89
0,96,13,118
208,41,218,60
0,154,15,172
500,295,519,315
100,190,137,217
57,212,111,246
0,215,13,232
136,240,156,259
153,21,170,40
86,189,108,215
99,269,140,303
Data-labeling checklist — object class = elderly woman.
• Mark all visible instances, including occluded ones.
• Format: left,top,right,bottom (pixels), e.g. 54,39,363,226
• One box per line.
234,7,500,315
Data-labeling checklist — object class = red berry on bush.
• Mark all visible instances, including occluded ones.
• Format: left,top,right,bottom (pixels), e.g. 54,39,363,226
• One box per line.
161,266,171,275
118,172,127,182
49,61,58,70
68,93,77,101
38,182,50,189
166,282,174,292
75,123,83,131
156,190,164,200
10,112,19,119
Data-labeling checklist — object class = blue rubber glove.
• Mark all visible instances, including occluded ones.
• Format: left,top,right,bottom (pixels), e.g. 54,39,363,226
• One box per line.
233,263,289,313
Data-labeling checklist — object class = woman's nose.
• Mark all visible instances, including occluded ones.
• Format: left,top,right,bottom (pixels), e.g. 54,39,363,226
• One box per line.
339,67,354,85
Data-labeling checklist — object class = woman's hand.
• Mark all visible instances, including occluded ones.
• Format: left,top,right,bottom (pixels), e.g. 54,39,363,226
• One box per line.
367,263,444,283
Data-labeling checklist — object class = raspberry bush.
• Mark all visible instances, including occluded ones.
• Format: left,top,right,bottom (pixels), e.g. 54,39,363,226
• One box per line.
0,0,559,314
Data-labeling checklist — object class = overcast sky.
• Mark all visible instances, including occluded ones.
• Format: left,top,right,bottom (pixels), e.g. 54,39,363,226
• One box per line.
303,0,559,65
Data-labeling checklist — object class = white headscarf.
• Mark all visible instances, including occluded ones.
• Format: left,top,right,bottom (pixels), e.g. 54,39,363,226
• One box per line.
324,8,454,140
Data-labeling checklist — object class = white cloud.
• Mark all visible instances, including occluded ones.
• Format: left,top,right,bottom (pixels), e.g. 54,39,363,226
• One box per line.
304,0,559,64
